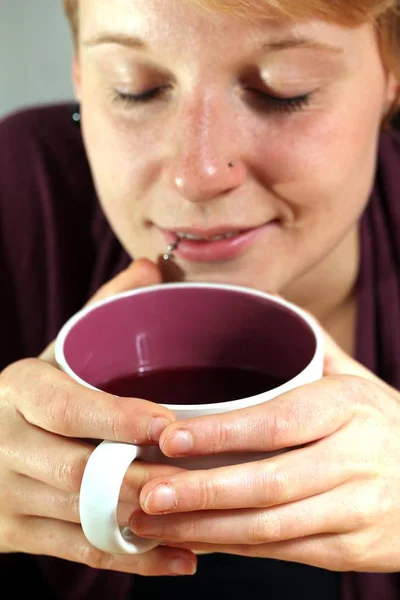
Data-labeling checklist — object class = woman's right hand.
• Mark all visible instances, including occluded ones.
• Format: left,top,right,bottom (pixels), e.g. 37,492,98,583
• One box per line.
0,258,197,577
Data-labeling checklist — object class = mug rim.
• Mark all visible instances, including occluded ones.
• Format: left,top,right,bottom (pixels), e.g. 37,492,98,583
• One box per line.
55,281,325,411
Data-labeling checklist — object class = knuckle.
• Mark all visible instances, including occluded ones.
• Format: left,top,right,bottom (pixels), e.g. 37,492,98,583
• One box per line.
352,498,375,529
334,534,367,571
41,385,76,433
1,358,30,381
196,476,220,510
351,483,387,529
326,374,359,403
186,520,202,542
0,518,20,552
0,369,12,400
110,398,132,441
324,375,382,426
0,359,31,404
262,465,289,505
207,421,232,453
56,454,88,493
337,375,376,410
251,510,283,544
133,557,165,577
0,481,18,510
63,492,81,521
2,358,43,390
0,419,17,458
265,411,291,449
79,546,116,570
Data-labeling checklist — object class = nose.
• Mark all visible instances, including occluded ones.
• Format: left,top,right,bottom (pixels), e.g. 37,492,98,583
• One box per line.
166,94,247,203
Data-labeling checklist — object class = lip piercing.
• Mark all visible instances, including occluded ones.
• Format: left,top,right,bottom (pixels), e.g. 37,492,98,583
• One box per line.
163,239,180,261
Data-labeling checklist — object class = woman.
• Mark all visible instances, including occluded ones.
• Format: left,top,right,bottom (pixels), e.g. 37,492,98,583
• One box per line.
0,0,399,598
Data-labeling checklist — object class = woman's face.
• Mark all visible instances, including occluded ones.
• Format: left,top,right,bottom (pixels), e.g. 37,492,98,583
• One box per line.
75,0,397,293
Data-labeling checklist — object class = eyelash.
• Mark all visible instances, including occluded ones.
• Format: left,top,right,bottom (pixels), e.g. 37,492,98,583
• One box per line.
249,89,310,113
112,87,311,114
113,87,170,106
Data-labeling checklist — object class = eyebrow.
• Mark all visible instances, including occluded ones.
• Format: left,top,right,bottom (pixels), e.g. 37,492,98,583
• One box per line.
83,33,147,49
263,38,343,55
83,33,342,55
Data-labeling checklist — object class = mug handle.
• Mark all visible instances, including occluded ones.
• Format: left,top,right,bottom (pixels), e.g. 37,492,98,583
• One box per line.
79,440,160,554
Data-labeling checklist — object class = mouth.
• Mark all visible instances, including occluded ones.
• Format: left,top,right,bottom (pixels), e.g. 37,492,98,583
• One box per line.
176,229,247,242
158,221,280,262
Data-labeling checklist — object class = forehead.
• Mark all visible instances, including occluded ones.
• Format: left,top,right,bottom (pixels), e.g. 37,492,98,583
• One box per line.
79,0,274,39
80,0,368,42
79,0,377,64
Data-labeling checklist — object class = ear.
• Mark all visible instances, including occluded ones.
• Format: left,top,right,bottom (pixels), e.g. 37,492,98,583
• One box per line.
72,54,82,102
383,72,400,116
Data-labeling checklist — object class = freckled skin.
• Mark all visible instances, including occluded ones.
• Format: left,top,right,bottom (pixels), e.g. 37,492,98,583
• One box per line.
75,0,398,322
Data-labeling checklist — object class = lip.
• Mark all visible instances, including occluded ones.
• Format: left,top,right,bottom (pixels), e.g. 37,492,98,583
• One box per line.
159,221,279,262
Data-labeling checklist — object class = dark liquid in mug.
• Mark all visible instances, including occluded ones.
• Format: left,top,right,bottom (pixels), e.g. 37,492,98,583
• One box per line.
99,366,288,405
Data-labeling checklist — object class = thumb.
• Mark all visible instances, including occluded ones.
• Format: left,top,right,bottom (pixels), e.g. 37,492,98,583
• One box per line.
316,320,389,390
320,327,366,377
40,258,162,365
87,257,162,305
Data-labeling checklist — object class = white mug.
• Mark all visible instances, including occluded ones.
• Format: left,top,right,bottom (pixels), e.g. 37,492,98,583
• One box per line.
55,282,324,555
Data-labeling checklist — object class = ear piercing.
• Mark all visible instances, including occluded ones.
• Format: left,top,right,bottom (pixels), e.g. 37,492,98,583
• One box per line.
71,104,81,127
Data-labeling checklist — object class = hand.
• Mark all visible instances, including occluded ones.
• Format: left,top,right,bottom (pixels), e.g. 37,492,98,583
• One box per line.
0,258,197,577
131,327,400,573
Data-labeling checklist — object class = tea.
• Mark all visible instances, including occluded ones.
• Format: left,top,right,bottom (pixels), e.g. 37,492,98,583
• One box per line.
99,365,287,405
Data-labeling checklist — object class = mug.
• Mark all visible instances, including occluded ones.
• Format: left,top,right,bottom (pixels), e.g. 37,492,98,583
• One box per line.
55,282,324,555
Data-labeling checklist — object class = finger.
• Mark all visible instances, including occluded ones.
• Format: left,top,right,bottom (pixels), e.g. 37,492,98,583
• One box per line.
227,532,394,573
165,536,363,573
2,420,183,497
321,326,376,379
321,327,397,399
5,516,197,576
87,258,162,305
3,358,176,443
131,482,366,547
176,523,394,573
139,439,351,515
2,473,81,523
39,258,162,367
3,477,140,529
2,466,184,532
159,375,355,458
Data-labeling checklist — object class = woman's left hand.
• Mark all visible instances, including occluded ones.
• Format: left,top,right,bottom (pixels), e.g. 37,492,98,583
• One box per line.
130,330,400,572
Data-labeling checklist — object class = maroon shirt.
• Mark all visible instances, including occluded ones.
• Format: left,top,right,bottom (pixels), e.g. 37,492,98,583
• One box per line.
0,104,399,599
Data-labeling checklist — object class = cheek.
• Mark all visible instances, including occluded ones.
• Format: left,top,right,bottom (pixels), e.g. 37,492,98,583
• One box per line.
251,94,382,217
81,92,163,205
83,124,144,195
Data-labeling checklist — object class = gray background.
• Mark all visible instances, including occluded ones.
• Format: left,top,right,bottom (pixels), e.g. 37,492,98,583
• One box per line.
0,1,74,119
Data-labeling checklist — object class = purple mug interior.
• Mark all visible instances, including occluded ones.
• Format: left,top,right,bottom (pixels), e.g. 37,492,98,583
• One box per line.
60,284,317,399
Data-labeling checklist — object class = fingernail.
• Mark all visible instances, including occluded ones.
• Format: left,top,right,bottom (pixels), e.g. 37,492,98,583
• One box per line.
149,417,172,442
170,558,197,576
144,485,177,513
162,429,193,456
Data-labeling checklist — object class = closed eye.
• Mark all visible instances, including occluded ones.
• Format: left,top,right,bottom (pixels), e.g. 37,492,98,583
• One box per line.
113,86,170,105
112,86,311,114
247,88,311,113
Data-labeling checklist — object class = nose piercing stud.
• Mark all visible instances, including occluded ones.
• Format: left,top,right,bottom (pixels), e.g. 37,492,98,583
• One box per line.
228,161,235,168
